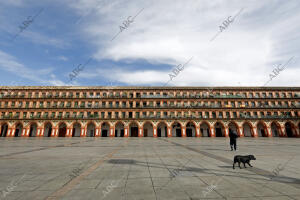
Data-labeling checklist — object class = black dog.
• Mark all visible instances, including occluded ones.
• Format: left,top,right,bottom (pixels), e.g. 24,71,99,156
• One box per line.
233,155,256,169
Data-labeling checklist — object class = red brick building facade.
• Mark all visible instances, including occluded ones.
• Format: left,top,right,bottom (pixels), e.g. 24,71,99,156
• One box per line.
0,86,299,138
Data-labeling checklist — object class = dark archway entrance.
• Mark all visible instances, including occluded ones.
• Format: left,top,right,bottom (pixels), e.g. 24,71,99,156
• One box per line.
15,123,23,137
129,122,139,137
58,123,67,137
29,123,38,137
285,122,296,137
172,122,182,137
214,122,225,137
157,122,168,137
271,122,281,137
87,123,95,137
44,123,52,137
242,122,253,137
115,122,124,137
186,122,196,137
257,122,268,137
0,123,8,137
143,122,153,137
200,122,210,137
72,123,81,137
101,123,110,137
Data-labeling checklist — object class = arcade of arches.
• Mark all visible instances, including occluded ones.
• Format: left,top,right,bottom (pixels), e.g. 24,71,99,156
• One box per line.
1,120,299,138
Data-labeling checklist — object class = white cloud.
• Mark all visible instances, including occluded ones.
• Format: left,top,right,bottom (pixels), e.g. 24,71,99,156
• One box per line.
70,0,300,86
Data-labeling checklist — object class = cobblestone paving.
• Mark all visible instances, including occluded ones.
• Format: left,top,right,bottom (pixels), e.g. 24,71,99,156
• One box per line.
0,137,299,200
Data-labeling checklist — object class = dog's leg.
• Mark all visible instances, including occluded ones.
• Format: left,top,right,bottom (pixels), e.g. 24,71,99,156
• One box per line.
248,162,253,167
238,162,241,169
243,162,246,168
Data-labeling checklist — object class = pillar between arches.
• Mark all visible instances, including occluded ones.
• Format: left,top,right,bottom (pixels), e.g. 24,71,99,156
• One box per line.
66,128,72,137
210,127,215,137
238,127,244,137
7,127,14,137
181,126,186,137
167,127,172,137
124,127,129,137
138,127,143,137
80,128,86,137
95,126,101,137
153,126,157,138
109,127,115,137
224,127,229,137
52,128,58,137
196,126,201,137
22,127,30,137
37,127,44,137
253,126,258,137
267,127,272,137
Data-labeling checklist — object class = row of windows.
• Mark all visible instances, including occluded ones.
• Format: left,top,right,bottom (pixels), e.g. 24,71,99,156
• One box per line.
1,90,299,99
1,100,299,109
1,110,297,119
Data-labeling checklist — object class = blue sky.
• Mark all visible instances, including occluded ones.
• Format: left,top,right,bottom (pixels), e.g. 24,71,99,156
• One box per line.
0,0,299,87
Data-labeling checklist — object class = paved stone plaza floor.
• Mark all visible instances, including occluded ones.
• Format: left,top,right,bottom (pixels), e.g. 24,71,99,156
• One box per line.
0,138,299,200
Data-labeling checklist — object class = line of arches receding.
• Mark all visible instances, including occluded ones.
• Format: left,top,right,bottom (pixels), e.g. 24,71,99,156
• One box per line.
0,121,299,138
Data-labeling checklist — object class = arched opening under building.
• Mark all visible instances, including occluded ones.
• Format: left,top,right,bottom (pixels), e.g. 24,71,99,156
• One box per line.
129,122,139,137
172,122,182,137
101,122,110,137
186,122,196,137
58,123,67,137
29,123,38,137
87,123,95,137
143,122,154,137
72,123,81,137
0,123,8,137
285,122,296,137
257,122,268,137
115,122,124,137
214,122,225,137
242,122,253,137
228,122,239,136
44,122,52,137
200,122,210,137
157,122,168,137
271,122,281,137
15,123,23,137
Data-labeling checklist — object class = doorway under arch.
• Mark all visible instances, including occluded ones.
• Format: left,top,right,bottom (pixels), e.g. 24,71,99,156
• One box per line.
72,123,81,137
285,122,296,137
186,122,196,137
29,123,38,137
15,123,23,137
101,122,110,137
157,122,168,137
129,122,139,137
87,123,95,137
214,122,225,137
115,122,124,137
242,122,253,137
172,122,182,137
271,122,281,137
257,122,268,137
44,122,52,137
58,123,67,137
143,122,154,137
0,123,8,137
200,122,210,137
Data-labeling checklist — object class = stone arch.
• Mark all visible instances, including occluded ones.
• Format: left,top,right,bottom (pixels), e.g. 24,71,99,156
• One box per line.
242,121,254,137
129,121,139,137
143,121,154,137
29,122,38,137
214,121,225,137
186,121,196,137
14,122,23,137
101,122,110,137
228,121,240,136
72,122,81,137
270,121,281,137
44,122,52,137
171,121,182,137
86,122,96,137
257,121,268,137
115,121,125,137
200,121,211,137
58,122,67,137
157,121,168,137
285,121,297,137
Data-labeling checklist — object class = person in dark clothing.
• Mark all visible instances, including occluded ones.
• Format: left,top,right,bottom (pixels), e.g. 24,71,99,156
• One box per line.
229,129,238,151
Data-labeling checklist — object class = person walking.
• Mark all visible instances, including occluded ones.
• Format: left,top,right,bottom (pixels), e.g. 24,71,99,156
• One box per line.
229,129,238,151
